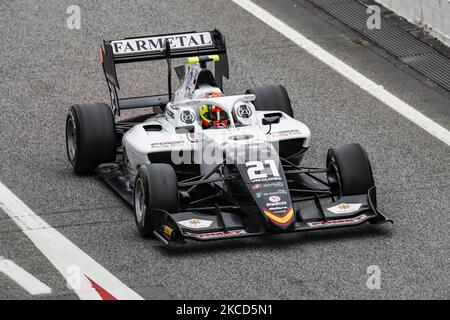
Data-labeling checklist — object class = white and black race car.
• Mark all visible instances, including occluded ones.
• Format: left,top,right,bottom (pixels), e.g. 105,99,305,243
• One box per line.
65,30,392,244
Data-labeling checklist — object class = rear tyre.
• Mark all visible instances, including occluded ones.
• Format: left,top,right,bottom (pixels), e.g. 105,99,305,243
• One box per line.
327,144,374,198
248,85,302,164
245,84,294,117
66,103,116,174
134,164,179,238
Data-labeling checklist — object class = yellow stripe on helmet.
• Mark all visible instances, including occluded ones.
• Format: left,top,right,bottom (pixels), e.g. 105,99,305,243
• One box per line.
199,104,211,125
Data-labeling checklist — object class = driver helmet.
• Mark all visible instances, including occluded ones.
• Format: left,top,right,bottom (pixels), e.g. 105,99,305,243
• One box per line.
199,92,229,129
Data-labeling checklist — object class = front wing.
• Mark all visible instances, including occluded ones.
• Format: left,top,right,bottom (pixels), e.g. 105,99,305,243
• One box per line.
152,187,393,245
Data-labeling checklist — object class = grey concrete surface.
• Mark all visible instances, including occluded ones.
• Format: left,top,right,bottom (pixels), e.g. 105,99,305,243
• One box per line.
0,0,448,299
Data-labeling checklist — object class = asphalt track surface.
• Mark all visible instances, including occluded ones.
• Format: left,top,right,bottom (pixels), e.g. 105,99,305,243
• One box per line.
0,0,449,299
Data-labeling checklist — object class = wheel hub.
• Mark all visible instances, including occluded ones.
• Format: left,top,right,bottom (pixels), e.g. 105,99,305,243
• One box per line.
66,115,77,164
135,179,146,225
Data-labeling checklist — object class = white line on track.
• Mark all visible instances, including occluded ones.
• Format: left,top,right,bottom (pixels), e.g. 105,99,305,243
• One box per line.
0,257,52,296
0,182,143,300
232,0,450,146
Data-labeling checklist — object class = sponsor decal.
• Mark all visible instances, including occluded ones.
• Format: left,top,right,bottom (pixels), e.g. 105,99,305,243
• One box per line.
252,177,282,183
185,68,200,93
151,141,184,148
263,207,295,227
166,109,175,119
262,182,284,188
180,110,195,124
267,206,289,211
269,196,282,203
186,229,246,239
256,190,288,198
251,184,263,190
307,214,368,228
271,129,300,137
237,104,252,118
112,32,213,55
267,201,287,207
272,209,288,214
178,219,213,229
185,71,194,90
327,203,363,214
241,94,256,102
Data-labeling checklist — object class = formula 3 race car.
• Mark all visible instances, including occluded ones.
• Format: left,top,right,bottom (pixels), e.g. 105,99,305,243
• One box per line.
65,30,393,245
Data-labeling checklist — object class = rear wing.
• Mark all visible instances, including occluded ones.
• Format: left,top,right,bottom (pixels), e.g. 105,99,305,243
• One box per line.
101,30,229,116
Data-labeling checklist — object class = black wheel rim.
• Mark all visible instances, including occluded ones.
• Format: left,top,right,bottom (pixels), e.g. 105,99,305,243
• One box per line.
134,178,146,226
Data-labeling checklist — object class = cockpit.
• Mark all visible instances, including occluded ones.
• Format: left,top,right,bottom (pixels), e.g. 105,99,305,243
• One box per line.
173,56,256,130
194,89,255,130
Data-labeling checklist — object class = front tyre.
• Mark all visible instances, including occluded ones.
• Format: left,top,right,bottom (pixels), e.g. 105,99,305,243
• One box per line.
134,164,179,238
66,103,116,174
245,84,294,117
327,143,375,198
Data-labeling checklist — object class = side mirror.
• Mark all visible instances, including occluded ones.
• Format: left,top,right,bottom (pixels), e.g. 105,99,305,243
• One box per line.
175,125,195,134
262,116,281,126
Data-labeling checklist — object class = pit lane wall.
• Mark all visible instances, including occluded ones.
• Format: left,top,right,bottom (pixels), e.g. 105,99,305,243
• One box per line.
375,0,450,46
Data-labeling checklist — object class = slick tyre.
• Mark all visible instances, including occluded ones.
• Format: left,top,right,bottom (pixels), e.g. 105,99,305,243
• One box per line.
327,143,375,198
66,103,116,174
246,84,294,117
134,164,179,238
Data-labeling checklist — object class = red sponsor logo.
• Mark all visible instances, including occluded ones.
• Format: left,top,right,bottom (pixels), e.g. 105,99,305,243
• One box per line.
151,141,184,148
271,129,300,137
187,230,246,239
269,196,282,203
308,214,367,228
